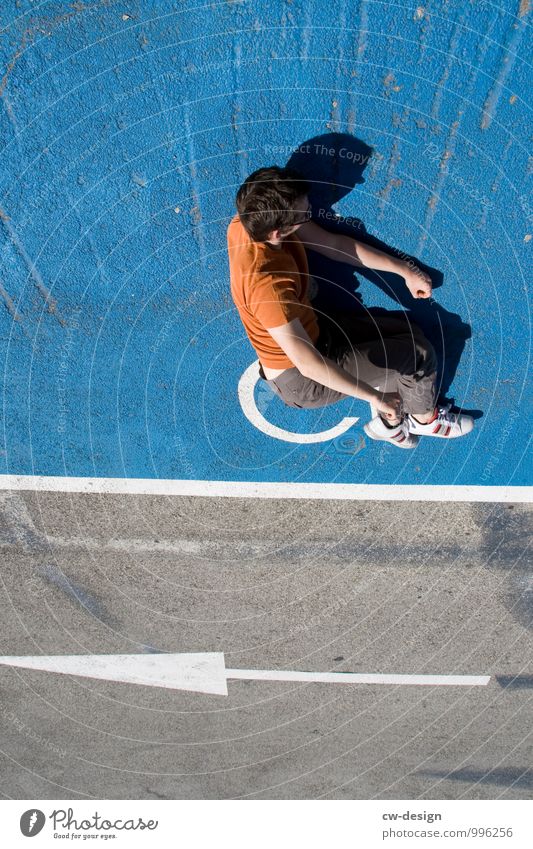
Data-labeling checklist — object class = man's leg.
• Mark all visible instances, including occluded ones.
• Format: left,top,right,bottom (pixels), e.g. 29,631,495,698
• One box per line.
334,312,474,439
265,310,473,440
265,365,419,453
333,312,439,418
265,366,347,409
264,313,437,414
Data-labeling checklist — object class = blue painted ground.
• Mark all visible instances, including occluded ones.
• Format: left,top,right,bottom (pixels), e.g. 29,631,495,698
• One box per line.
0,0,530,487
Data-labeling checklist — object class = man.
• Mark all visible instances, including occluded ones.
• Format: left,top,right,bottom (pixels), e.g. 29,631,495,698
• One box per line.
228,166,473,448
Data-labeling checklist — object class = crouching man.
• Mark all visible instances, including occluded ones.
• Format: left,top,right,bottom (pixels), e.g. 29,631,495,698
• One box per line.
227,166,473,448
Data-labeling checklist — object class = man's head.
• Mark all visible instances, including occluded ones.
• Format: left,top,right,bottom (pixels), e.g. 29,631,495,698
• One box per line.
236,166,311,244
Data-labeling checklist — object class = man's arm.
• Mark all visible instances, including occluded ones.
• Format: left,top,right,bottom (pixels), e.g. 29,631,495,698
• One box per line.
267,318,402,419
297,220,432,299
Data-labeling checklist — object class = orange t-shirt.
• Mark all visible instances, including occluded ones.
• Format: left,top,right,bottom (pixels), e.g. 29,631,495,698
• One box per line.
227,213,320,369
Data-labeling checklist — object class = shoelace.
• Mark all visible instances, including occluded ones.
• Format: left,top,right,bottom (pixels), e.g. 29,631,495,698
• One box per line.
435,403,455,423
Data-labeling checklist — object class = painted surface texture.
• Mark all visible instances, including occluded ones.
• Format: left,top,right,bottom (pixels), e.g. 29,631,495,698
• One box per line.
0,0,530,487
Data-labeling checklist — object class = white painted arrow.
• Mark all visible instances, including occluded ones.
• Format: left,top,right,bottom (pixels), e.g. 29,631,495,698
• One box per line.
0,653,229,695
0,654,490,695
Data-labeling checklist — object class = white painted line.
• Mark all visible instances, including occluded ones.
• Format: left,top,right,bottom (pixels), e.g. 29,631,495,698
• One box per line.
238,360,359,443
0,653,229,696
0,475,530,502
226,669,491,687
0,654,490,696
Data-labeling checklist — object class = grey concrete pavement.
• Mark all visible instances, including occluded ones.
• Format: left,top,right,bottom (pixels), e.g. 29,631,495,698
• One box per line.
0,490,531,799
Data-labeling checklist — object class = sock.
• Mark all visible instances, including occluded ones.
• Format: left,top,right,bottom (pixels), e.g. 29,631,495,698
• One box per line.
413,407,437,425
380,415,400,430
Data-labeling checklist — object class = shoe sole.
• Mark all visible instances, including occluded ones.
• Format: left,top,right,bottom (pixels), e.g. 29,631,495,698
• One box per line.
363,422,419,449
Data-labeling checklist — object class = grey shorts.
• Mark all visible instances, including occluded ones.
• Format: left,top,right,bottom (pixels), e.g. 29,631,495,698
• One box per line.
260,310,438,415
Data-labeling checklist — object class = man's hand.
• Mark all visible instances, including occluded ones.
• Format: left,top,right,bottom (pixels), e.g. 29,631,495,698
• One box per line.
374,391,403,421
404,266,433,299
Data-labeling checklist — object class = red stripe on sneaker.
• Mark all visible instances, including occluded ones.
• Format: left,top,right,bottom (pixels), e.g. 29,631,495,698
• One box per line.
432,423,442,434
394,434,406,442
444,425,451,436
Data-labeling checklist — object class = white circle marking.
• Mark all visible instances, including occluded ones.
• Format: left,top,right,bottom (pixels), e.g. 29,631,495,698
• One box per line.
238,361,359,444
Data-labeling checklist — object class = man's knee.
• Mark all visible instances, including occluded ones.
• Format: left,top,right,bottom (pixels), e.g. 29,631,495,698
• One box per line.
366,336,431,377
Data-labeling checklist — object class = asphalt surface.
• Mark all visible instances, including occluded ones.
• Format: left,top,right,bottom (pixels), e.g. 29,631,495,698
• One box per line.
0,489,531,800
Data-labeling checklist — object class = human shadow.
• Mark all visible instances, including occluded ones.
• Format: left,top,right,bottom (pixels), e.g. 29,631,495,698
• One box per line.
286,133,477,412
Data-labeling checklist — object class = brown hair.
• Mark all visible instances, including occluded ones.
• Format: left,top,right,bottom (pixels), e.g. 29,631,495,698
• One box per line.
236,165,310,242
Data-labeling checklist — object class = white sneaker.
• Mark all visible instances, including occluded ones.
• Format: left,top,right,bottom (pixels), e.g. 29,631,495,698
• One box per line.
407,403,474,439
364,415,419,449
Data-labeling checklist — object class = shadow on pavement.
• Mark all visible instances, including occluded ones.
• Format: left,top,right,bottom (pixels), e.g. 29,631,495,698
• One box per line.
287,133,478,413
